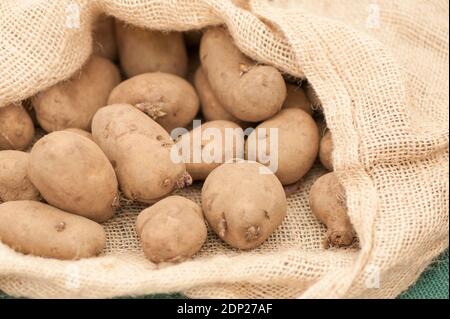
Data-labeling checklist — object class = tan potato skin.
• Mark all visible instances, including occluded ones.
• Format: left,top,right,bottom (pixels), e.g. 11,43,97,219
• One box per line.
282,84,312,115
180,120,245,181
28,131,118,222
202,161,287,249
92,15,118,61
309,172,355,247
0,151,40,202
91,104,191,203
245,108,319,185
0,201,106,260
116,21,188,78
107,72,199,133
136,196,207,263
319,130,333,171
0,103,35,151
64,128,94,141
194,67,247,127
32,56,121,132
200,27,286,122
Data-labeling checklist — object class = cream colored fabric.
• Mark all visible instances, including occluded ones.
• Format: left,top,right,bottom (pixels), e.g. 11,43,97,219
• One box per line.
0,0,448,298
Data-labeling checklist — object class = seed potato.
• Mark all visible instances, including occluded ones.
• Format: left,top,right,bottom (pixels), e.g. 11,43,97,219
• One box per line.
0,103,35,151
0,201,106,260
194,67,247,126
245,108,319,185
107,72,199,133
116,21,188,78
179,120,245,181
136,196,207,263
200,27,286,122
202,160,287,249
28,131,118,222
91,104,191,203
32,56,121,132
309,172,355,247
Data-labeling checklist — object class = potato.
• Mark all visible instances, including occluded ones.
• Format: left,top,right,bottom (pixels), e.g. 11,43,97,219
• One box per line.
107,72,199,133
0,201,106,260
319,130,333,171
282,84,312,115
202,160,287,249
0,151,40,202
194,67,247,126
92,104,191,203
309,172,355,247
245,108,319,185
136,196,207,263
64,128,94,141
200,27,286,122
28,131,118,222
32,56,121,132
92,14,118,61
116,21,188,78
178,120,245,181
0,103,35,151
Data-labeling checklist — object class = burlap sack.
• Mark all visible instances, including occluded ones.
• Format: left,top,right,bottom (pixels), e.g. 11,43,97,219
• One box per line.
0,0,448,299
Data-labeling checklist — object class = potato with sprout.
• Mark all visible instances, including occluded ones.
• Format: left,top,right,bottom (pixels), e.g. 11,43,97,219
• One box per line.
202,161,287,249
309,172,355,247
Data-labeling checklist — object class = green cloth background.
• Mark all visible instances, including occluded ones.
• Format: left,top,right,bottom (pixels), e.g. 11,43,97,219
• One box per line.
0,250,448,299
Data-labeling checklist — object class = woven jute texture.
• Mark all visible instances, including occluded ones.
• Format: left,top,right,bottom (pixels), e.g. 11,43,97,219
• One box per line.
0,0,448,299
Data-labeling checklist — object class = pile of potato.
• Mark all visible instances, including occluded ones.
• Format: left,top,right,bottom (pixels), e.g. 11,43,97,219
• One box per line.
0,16,355,263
